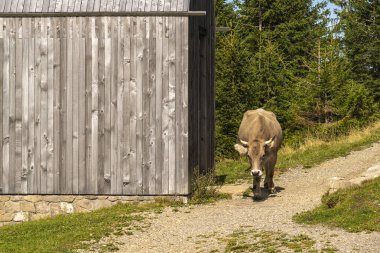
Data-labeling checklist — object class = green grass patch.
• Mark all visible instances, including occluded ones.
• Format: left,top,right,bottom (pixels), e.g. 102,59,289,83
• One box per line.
216,122,380,184
293,177,380,232
190,168,232,204
220,228,331,253
0,200,181,253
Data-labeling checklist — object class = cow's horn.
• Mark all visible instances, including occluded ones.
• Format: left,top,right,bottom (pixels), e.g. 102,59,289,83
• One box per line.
264,137,275,147
240,140,249,147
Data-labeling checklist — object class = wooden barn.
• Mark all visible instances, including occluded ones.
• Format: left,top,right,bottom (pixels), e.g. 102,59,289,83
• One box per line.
0,0,215,196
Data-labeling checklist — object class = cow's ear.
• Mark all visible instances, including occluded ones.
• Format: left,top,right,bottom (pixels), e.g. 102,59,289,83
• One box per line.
234,144,248,156
264,136,276,149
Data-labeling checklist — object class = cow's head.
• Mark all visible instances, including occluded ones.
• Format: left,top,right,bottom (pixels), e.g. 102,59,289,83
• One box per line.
234,137,276,177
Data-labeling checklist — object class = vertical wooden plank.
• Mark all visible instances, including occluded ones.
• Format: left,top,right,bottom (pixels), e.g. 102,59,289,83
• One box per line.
35,0,44,12
67,0,75,12
55,0,63,12
175,16,181,194
170,0,177,11
13,20,22,193
27,21,36,193
53,32,61,194
128,17,137,195
116,17,124,194
0,1,6,12
29,0,38,11
78,18,86,194
65,17,73,193
110,17,118,194
119,0,127,11
164,0,171,11
10,0,18,12
42,0,50,12
106,0,113,12
2,21,10,193
138,0,145,11
23,0,31,12
125,0,133,11
59,17,67,193
71,17,79,194
17,0,25,12
33,18,41,193
100,0,107,12
97,16,106,194
142,14,150,196
181,17,189,194
131,0,139,11
135,17,144,195
3,1,12,12
154,15,163,194
141,16,150,195
21,19,29,194
81,0,89,12
113,0,120,11
74,0,81,12
48,0,57,12
121,17,131,194
0,19,4,193
85,17,93,193
6,21,12,194
93,0,101,12
148,17,156,194
40,18,48,194
161,16,169,194
145,0,151,11
150,0,158,12
46,19,55,194
102,17,111,194
167,16,176,194
91,17,99,194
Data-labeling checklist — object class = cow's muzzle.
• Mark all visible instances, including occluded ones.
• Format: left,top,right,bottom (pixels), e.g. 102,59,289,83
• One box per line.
251,169,263,177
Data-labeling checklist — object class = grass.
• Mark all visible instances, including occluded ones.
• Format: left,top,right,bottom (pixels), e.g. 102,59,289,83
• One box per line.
0,199,182,253
216,121,380,183
293,177,380,232
219,228,337,253
189,168,232,204
0,170,231,253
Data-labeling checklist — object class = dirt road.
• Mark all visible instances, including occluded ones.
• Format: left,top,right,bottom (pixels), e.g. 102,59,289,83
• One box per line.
103,142,380,252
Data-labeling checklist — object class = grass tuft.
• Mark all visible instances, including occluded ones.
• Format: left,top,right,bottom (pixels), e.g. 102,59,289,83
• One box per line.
221,228,326,253
189,168,232,204
293,177,380,232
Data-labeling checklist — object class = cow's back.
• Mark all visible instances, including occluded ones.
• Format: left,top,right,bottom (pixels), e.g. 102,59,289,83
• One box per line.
238,109,282,150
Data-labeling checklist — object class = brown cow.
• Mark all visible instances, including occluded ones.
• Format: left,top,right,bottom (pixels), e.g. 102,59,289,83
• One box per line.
234,109,283,199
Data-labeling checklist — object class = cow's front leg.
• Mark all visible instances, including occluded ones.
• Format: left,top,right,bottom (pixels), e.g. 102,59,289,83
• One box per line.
264,157,277,194
252,176,262,200
264,173,276,194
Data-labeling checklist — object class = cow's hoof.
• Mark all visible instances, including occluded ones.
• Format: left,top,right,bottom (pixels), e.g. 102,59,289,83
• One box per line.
268,187,277,194
253,194,263,201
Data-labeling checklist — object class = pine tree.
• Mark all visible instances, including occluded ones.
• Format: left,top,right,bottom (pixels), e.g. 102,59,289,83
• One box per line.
335,0,380,100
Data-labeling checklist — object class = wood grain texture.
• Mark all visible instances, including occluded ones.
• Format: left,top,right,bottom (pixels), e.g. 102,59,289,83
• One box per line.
0,0,191,13
0,15,193,195
2,22,10,193
128,17,137,195
161,16,169,194
0,25,3,194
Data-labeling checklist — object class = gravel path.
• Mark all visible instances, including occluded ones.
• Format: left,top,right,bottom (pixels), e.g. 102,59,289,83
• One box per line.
109,143,380,252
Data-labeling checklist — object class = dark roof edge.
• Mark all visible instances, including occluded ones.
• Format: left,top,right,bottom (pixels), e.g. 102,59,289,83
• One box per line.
0,11,206,18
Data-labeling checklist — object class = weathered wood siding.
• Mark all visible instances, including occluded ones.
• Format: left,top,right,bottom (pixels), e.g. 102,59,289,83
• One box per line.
188,0,215,177
0,0,190,13
0,16,189,195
